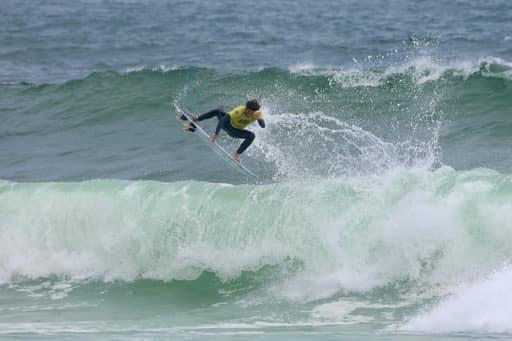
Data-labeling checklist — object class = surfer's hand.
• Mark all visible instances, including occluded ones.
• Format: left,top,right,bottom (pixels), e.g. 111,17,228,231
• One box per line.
209,133,217,144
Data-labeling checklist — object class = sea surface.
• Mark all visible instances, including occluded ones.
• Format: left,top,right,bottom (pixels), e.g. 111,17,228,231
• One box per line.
1,0,512,340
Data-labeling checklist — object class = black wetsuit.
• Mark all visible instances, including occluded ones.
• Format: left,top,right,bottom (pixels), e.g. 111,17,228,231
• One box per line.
180,109,265,154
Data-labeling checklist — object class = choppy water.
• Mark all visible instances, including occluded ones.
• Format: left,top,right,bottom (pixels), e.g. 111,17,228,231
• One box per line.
1,0,512,340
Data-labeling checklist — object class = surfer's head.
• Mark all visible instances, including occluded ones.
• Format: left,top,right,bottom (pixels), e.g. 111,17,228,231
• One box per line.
246,99,260,112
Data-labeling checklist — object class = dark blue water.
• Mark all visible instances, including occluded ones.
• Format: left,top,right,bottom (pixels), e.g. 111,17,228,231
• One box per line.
2,0,511,83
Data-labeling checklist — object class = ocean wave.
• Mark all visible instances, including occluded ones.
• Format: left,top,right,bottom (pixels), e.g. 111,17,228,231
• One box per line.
2,167,512,299
288,56,512,87
3,57,512,182
8,55,511,90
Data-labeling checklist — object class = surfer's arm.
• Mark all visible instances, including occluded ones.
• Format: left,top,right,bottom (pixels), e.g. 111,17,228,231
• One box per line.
257,119,265,128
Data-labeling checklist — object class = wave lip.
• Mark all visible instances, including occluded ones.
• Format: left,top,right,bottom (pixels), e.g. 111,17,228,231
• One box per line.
287,56,512,88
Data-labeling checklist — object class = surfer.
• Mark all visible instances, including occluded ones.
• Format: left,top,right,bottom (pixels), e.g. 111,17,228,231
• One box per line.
177,99,265,162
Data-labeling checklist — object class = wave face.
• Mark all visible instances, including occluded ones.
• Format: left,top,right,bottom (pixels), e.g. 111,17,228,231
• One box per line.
1,167,512,334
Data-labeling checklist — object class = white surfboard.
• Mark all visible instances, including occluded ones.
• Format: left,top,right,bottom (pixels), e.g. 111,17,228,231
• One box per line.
174,102,259,179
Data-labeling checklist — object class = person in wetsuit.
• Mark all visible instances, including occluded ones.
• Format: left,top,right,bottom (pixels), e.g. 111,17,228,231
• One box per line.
177,99,265,162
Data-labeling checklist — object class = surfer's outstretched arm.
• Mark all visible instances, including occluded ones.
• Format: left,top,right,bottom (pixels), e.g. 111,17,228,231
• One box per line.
257,119,265,128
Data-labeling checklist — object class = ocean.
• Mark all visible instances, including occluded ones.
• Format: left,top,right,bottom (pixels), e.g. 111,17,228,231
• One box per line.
1,0,512,339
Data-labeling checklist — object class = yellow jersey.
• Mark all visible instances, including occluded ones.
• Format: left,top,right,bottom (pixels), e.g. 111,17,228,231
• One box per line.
228,105,263,130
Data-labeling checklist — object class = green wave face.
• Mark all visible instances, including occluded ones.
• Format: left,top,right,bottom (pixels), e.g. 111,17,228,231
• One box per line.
2,167,511,288
2,166,512,331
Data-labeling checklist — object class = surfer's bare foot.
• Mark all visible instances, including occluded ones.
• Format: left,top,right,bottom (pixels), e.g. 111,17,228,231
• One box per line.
233,153,241,162
190,114,198,122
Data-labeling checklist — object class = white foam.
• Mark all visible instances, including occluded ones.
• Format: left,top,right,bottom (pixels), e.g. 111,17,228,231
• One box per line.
386,56,447,84
311,300,362,323
311,299,412,324
123,64,179,74
288,56,512,88
123,65,146,73
288,62,317,73
400,266,512,334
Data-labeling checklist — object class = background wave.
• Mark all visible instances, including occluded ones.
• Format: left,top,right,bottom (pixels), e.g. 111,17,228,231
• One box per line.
2,57,512,182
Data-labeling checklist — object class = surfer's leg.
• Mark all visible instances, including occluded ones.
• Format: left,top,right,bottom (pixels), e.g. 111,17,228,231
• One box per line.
197,109,226,122
184,109,226,132
236,130,255,154
180,109,226,133
183,123,196,132
176,114,198,132
223,124,255,154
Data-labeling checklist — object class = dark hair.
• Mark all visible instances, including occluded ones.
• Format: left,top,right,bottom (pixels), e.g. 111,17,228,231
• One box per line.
246,99,260,111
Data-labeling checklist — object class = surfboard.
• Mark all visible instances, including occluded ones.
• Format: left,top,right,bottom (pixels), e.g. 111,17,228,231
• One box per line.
174,103,259,179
